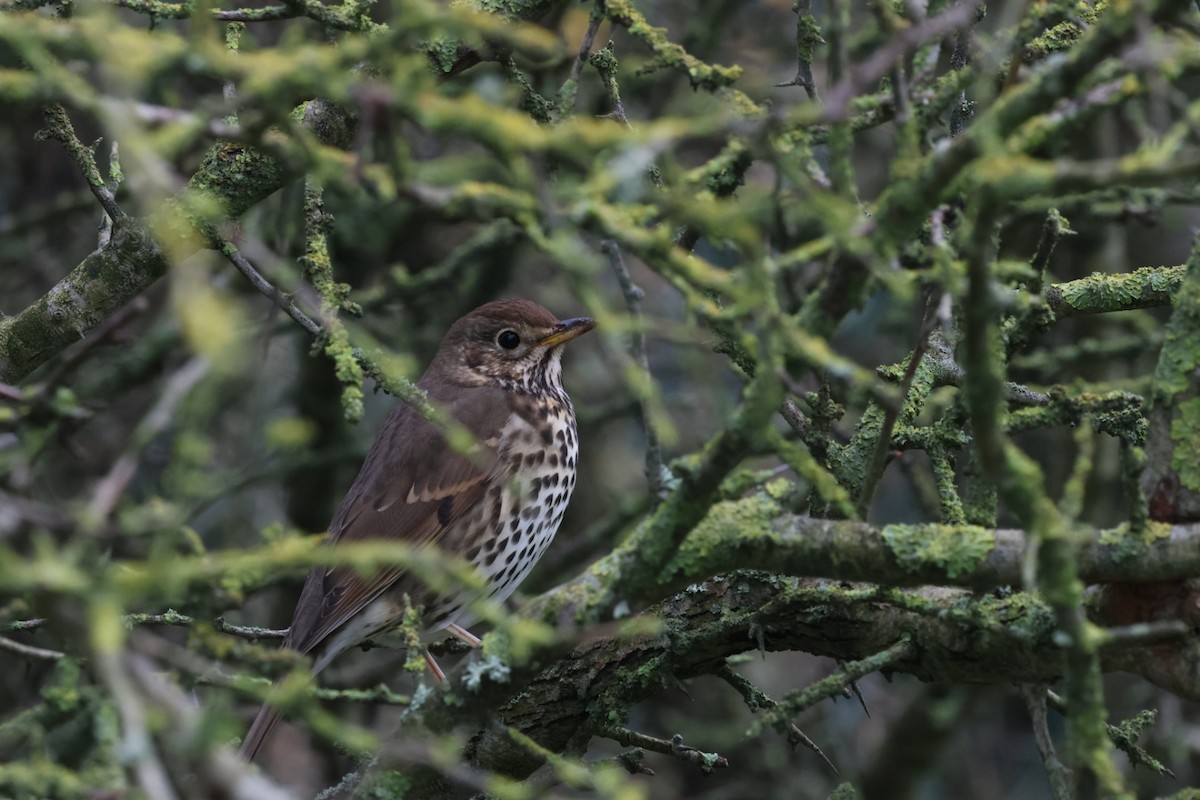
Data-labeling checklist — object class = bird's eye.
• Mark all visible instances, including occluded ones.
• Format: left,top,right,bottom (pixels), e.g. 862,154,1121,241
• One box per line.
497,330,521,350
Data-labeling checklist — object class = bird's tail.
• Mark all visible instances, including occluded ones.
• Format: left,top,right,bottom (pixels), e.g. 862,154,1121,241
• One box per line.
238,700,283,762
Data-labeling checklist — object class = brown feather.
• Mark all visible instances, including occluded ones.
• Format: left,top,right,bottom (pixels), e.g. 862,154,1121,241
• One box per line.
287,381,516,656
239,299,590,763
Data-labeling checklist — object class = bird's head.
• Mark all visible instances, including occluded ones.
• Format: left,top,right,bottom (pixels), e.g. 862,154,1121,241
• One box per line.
433,299,595,393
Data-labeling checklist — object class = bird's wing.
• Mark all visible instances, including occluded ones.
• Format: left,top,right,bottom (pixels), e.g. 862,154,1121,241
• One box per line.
284,384,515,656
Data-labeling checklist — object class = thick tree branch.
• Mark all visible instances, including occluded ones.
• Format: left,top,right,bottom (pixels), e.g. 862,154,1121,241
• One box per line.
0,101,354,384
458,570,1199,783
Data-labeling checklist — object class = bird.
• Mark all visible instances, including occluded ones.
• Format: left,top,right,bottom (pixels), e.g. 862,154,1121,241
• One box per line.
239,298,594,761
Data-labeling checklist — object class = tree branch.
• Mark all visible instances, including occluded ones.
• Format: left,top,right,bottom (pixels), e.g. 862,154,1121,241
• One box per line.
0,101,355,384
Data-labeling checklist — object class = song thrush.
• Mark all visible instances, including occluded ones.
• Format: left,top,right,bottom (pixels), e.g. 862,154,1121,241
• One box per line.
239,299,594,761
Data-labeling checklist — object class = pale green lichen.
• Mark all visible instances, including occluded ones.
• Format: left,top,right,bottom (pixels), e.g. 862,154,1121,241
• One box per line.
881,524,995,580
463,655,511,691
661,493,781,580
1058,266,1182,312
1170,399,1200,491
1098,520,1173,564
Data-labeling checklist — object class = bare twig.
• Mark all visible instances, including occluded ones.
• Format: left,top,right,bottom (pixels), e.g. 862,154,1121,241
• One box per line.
6,613,288,641
1096,620,1192,650
780,396,812,437
126,654,298,800
716,663,838,774
0,634,64,660
1022,685,1072,800
218,239,324,337
87,358,211,521
2,618,48,632
101,99,242,139
0,489,73,536
36,296,149,397
601,240,667,500
94,650,180,800
568,10,602,87
948,0,979,137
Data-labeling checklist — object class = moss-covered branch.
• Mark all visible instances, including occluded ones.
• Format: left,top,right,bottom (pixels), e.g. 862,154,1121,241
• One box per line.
0,101,354,384
455,571,1196,785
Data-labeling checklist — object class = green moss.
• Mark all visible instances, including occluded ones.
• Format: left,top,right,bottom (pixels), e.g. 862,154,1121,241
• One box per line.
604,0,741,92
1106,709,1172,776
187,142,287,220
1057,266,1183,312
1170,398,1200,491
466,0,555,21
0,217,169,383
424,36,464,74
1098,520,1172,564
882,524,995,580
1154,272,1200,402
661,494,781,580
827,783,861,800
298,99,358,151
0,761,92,800
355,769,413,799
40,659,83,714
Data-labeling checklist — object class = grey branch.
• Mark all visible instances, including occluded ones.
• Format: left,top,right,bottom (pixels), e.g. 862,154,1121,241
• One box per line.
600,727,728,774
601,239,668,500
220,240,324,337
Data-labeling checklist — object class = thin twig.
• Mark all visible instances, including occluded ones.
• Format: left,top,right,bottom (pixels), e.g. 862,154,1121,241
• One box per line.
2,618,48,632
126,654,297,799
219,239,324,337
589,41,631,128
39,105,125,222
88,358,211,521
1022,685,1073,800
856,298,939,516
820,0,984,123
753,638,913,734
6,613,288,641
36,296,149,397
101,99,242,139
780,396,812,437
569,10,602,87
0,490,73,536
1045,690,1177,779
94,650,180,800
716,664,838,774
947,0,979,137
1096,620,1192,650
0,634,64,660
600,726,728,774
776,0,822,99
601,240,667,500
134,612,290,640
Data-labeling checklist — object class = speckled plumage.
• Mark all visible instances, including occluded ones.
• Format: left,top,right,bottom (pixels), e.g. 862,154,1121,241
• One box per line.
240,299,592,762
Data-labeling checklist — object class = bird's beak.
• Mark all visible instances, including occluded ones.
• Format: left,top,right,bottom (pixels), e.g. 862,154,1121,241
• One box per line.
536,317,595,348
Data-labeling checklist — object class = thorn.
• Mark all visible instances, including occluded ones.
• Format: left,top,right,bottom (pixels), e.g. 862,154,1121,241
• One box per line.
789,723,839,775
750,623,767,659
847,676,870,717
